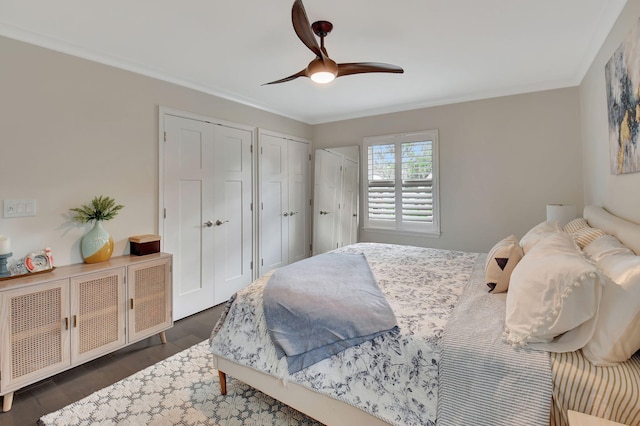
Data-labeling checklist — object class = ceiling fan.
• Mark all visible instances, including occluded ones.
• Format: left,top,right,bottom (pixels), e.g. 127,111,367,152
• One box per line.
264,0,404,85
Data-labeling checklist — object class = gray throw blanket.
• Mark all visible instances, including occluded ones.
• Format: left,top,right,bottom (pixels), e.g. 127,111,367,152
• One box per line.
438,255,552,425
263,252,398,374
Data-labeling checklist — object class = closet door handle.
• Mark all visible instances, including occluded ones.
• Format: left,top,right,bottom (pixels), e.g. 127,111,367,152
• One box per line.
283,212,289,217
215,219,229,226
204,220,214,227
320,210,330,215
289,211,298,216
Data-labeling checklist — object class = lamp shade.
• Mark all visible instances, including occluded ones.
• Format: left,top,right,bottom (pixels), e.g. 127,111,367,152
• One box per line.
546,204,576,227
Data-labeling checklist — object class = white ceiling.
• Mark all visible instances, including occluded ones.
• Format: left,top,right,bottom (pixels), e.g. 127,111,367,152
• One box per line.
0,0,628,124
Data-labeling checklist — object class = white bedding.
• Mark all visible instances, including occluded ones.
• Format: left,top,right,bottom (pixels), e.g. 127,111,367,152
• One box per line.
210,243,478,425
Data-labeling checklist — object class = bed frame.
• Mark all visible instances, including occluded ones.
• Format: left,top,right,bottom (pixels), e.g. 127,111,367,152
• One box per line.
214,357,389,425
213,205,640,426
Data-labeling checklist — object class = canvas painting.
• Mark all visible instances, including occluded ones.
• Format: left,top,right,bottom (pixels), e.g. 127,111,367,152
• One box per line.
605,17,640,175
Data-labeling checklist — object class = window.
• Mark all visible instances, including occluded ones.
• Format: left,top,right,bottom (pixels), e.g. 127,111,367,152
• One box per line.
363,130,439,235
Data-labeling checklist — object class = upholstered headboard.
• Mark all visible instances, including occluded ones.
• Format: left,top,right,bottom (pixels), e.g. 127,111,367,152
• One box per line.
583,205,640,255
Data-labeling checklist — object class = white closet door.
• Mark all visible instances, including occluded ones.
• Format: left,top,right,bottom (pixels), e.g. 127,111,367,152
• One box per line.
341,158,359,246
259,133,288,274
212,125,253,304
287,140,311,264
163,114,254,319
163,115,216,319
313,149,343,255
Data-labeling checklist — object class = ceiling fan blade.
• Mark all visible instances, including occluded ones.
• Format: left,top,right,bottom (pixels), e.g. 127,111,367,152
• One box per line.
292,0,323,59
337,62,404,78
263,69,308,85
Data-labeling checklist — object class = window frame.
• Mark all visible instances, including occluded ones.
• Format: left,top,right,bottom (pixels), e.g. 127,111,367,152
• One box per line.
362,129,440,237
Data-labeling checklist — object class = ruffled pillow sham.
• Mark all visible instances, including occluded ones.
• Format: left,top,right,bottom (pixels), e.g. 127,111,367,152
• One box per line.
519,220,561,253
581,252,640,365
504,232,602,352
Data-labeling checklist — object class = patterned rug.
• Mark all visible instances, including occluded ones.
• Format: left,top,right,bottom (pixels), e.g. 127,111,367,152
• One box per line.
38,341,323,425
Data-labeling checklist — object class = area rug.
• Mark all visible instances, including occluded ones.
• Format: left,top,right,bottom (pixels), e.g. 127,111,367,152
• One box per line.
39,341,323,425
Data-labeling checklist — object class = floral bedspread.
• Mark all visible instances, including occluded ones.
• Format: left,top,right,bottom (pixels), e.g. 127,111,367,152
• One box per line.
209,243,479,426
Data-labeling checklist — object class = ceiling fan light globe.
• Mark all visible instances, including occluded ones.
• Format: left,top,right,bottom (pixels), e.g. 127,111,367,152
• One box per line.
311,71,336,84
307,57,338,84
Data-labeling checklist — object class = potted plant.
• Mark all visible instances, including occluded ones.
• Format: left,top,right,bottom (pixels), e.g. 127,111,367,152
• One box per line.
70,195,124,263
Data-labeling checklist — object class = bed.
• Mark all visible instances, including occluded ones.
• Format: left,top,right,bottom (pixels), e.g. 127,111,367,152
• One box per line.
209,205,640,425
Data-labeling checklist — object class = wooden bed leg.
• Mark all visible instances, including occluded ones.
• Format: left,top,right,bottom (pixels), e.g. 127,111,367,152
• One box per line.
2,391,14,412
158,331,167,344
218,371,227,395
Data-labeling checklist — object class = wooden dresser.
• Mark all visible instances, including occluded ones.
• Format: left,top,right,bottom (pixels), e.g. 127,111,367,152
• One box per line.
0,253,172,412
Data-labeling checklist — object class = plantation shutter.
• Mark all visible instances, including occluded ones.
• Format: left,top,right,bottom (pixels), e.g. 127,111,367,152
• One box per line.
366,137,436,230
367,143,395,221
401,141,433,224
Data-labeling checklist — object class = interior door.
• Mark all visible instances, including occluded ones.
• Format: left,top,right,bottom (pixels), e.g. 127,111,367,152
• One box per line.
259,132,288,274
212,125,253,303
163,114,253,319
313,149,343,255
340,158,359,246
163,115,216,319
287,140,311,264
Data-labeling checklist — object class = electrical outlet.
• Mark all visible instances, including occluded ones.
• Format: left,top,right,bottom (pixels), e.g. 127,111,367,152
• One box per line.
3,199,37,218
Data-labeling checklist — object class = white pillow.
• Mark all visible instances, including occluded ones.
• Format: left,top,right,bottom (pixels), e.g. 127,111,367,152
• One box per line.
504,232,602,352
583,234,634,263
581,252,640,365
519,220,561,253
485,235,524,293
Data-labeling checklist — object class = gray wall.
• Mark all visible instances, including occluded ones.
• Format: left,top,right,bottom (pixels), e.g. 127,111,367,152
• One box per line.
0,36,312,266
580,0,640,223
313,88,584,253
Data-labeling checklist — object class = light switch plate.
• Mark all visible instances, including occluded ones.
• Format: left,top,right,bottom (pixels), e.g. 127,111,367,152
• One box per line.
3,199,37,218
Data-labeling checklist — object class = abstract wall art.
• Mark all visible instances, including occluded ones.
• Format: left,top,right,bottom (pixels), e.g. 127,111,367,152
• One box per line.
605,17,640,175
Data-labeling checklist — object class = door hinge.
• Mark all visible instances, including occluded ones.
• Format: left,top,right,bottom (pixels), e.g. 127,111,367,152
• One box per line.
250,202,253,211
250,261,253,269
164,208,167,219
309,154,312,161
250,145,253,154
309,199,312,206
261,259,264,266
164,131,167,142
261,202,264,210
261,146,263,155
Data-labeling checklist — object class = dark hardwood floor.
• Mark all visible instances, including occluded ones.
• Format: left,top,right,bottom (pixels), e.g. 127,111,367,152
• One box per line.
0,304,226,426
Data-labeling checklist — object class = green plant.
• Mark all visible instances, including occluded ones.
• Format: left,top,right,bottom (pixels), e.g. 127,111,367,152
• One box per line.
70,195,124,223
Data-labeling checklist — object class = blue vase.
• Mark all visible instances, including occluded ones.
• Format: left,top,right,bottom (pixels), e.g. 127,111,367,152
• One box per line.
81,221,114,263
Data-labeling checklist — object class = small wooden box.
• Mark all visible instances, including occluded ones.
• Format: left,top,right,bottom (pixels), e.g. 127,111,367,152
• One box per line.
129,234,161,256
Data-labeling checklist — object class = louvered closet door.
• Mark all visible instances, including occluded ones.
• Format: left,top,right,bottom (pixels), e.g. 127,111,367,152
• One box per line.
70,268,126,365
127,257,172,343
0,280,71,393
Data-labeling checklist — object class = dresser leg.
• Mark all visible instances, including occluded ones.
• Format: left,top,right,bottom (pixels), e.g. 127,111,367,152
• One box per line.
219,371,227,395
2,392,14,412
159,331,167,344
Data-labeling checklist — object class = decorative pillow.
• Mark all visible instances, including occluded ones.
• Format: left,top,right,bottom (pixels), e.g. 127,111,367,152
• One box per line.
563,218,589,234
519,220,561,253
570,227,606,249
583,235,633,263
485,235,524,293
581,252,640,365
504,232,602,352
